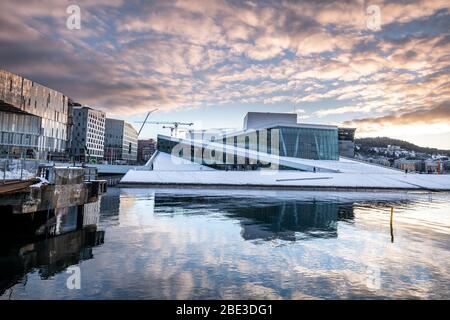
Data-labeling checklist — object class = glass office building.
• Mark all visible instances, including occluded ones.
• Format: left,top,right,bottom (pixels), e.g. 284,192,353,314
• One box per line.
0,69,69,159
104,118,138,164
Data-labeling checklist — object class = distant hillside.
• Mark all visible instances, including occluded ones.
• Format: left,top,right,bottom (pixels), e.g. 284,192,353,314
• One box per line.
355,137,450,156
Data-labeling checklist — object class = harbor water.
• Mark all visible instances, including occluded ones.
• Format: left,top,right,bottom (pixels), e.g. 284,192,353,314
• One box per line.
1,188,450,299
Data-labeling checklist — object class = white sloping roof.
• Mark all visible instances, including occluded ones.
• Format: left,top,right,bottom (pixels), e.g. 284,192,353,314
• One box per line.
151,151,215,171
154,135,399,173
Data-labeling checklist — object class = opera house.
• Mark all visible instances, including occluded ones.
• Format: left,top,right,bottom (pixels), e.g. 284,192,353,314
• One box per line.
121,112,450,191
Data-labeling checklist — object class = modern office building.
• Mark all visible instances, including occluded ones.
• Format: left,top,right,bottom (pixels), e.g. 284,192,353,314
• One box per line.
104,118,138,164
0,69,70,159
137,139,156,164
70,105,106,163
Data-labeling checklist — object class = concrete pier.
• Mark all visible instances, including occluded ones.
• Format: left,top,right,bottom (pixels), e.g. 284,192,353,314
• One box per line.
0,166,107,215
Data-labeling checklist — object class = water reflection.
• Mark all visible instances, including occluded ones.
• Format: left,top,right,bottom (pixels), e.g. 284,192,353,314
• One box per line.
229,202,354,241
99,187,120,224
0,200,104,296
2,188,450,299
151,191,410,242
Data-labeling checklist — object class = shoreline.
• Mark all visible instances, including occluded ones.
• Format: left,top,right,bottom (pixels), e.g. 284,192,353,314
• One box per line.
117,182,450,192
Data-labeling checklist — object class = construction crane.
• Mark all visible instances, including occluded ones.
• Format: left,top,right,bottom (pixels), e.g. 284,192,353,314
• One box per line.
135,121,194,137
162,126,176,136
162,126,192,137
137,108,159,136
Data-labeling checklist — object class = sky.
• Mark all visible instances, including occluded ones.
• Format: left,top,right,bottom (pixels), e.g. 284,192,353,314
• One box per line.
0,0,449,148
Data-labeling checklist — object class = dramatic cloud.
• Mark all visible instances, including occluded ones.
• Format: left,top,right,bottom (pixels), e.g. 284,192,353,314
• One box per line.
343,101,450,131
0,0,449,143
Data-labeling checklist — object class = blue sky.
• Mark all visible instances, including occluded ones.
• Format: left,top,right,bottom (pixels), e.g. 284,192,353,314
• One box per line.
1,0,449,148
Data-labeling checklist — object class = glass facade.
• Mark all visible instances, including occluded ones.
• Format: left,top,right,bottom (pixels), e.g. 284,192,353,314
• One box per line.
157,123,339,170
0,69,69,158
0,112,41,157
104,118,138,163
277,126,339,160
123,122,138,162
231,126,339,160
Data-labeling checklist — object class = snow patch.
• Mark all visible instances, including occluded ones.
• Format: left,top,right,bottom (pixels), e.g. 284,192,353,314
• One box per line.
2,168,36,180
30,177,49,188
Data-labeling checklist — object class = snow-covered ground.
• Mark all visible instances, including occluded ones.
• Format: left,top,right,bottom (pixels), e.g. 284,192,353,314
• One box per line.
121,151,450,190
120,170,450,190
30,177,49,188
152,151,215,171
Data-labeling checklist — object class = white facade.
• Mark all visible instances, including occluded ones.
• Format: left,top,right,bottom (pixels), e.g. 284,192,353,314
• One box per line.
71,106,105,162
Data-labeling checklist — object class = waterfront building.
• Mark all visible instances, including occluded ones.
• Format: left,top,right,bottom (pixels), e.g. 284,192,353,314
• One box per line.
0,69,70,159
70,105,106,163
104,118,138,164
137,139,156,164
156,112,354,171
121,112,450,190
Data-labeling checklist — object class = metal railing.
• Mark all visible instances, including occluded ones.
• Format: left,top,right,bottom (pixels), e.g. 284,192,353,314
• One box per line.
1,158,101,183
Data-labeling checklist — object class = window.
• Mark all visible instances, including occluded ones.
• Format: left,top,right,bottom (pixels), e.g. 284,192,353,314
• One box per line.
9,79,13,91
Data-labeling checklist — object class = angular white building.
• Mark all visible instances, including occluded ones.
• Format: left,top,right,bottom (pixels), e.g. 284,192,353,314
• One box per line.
121,112,450,191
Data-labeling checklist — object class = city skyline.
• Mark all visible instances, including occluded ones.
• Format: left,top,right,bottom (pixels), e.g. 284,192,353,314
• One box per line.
1,0,449,148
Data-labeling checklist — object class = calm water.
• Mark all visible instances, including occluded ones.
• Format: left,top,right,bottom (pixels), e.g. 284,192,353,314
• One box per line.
1,188,450,299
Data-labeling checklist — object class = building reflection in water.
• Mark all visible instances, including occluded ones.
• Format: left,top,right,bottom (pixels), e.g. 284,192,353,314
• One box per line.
100,187,121,223
229,202,355,241
153,194,360,241
0,199,104,295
